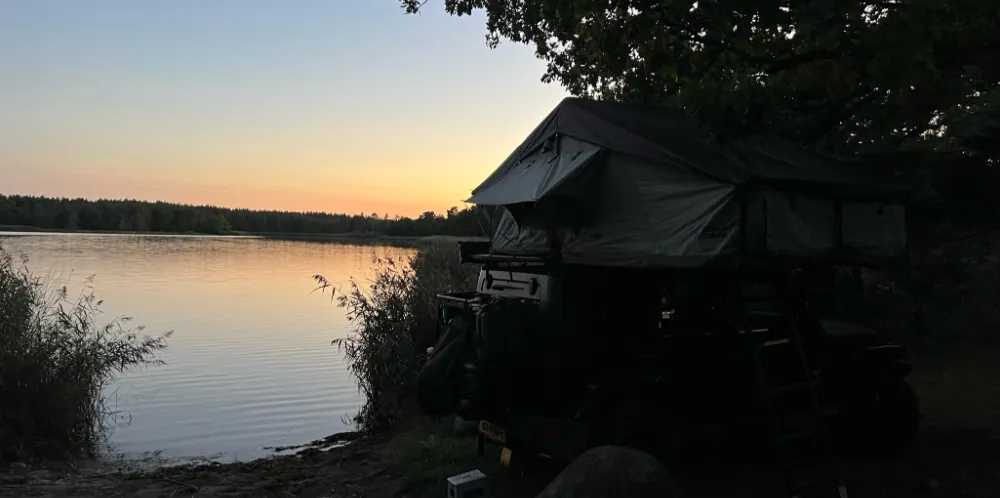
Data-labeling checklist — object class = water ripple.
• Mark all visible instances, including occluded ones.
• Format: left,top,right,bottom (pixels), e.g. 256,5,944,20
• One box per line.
1,233,413,462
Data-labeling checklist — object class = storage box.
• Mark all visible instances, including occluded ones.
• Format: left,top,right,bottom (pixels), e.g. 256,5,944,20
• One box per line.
446,469,490,498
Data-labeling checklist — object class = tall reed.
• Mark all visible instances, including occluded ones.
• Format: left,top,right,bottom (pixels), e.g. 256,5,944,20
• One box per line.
0,245,169,462
316,242,478,432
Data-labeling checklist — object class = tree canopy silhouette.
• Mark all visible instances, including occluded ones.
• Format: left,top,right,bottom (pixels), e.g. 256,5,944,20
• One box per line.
0,195,485,238
402,0,999,161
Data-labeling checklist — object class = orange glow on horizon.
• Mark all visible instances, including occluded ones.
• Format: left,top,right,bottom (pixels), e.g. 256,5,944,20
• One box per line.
0,1,572,218
1,180,477,219
2,154,498,219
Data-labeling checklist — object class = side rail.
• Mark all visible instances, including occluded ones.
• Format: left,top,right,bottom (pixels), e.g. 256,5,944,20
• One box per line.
458,240,549,265
458,240,490,264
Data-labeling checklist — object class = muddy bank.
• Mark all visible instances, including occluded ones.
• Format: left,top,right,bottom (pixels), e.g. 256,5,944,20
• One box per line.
2,421,997,498
1,421,474,498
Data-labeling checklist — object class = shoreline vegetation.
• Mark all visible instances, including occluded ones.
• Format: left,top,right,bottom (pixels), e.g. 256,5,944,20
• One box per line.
0,245,170,464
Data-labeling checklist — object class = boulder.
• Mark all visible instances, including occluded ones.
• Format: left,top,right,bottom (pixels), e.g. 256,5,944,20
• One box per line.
535,446,679,498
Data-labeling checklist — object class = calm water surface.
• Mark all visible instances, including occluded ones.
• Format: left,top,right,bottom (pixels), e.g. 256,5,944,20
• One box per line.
0,233,415,463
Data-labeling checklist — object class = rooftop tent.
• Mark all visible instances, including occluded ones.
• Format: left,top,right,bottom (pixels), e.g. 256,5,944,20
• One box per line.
471,98,910,268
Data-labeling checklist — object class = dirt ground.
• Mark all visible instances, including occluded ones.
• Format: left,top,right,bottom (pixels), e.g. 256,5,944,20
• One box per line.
1,419,997,498
3,361,999,498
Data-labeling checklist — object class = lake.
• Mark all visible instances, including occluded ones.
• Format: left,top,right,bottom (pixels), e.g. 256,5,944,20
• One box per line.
0,233,416,464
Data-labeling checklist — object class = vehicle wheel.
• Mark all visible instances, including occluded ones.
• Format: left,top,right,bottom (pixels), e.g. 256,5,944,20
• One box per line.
837,380,920,458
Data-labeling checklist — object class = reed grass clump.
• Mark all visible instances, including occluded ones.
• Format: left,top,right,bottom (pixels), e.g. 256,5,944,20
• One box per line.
316,242,478,432
0,245,169,463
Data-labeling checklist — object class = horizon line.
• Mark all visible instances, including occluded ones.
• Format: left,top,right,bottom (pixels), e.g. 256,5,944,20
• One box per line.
0,191,474,220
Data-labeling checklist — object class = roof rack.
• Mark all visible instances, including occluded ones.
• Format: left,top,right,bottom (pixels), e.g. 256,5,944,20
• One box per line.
458,240,548,265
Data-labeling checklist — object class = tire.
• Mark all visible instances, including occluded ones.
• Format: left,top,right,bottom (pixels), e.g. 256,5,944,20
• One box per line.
837,379,920,458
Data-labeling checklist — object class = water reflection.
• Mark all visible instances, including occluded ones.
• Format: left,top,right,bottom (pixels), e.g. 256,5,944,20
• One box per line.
0,233,415,462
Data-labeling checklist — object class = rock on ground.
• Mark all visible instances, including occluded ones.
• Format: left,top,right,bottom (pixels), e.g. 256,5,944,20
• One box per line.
535,446,680,498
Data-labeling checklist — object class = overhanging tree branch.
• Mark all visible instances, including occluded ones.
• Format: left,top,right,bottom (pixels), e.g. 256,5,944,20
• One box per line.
765,49,842,74
807,89,883,141
405,0,1000,155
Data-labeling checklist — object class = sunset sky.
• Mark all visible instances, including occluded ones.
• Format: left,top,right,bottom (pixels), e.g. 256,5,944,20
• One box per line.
0,1,568,217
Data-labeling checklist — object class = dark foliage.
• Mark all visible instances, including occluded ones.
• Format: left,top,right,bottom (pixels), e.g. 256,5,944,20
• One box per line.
402,0,1000,162
0,246,169,462
0,195,486,237
315,243,478,432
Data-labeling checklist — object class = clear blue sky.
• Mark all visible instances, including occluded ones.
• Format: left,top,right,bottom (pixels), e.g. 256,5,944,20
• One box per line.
0,1,568,216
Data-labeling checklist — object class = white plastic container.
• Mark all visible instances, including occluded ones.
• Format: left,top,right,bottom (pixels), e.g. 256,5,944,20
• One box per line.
446,469,490,498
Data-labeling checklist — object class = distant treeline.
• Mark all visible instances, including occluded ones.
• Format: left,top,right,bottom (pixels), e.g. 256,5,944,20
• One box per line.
0,195,486,237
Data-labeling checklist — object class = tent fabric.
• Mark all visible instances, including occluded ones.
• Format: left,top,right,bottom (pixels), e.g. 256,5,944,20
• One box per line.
473,98,747,189
472,97,908,201
467,136,604,206
491,152,744,267
723,136,907,199
474,98,909,268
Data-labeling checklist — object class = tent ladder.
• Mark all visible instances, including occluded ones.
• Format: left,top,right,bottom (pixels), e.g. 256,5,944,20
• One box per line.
740,284,848,498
